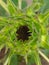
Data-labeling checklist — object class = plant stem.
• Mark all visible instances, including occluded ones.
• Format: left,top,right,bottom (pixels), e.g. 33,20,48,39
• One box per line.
4,56,10,65
18,0,22,9
38,49,49,63
24,55,28,65
0,0,9,13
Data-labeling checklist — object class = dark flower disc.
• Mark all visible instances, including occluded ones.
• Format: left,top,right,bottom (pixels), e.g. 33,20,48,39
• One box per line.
16,25,31,42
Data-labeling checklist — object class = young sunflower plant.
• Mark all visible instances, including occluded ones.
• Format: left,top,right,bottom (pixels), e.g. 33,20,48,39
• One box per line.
0,0,49,65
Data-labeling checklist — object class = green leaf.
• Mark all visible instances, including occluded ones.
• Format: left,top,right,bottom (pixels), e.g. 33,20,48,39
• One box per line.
26,6,35,16
40,0,49,13
22,0,27,9
0,0,9,14
33,51,42,65
7,0,17,16
27,53,35,65
40,35,49,49
10,54,19,65
12,0,18,6
43,11,49,22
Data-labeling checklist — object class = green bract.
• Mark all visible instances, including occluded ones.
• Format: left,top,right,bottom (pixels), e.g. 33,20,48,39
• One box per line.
0,0,49,65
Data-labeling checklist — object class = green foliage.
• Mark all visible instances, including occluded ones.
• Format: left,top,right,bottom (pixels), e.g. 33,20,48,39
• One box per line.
10,54,19,65
0,0,49,65
40,0,49,13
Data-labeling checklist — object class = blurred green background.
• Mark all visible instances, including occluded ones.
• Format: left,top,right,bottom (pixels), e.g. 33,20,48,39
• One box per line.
0,0,49,16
